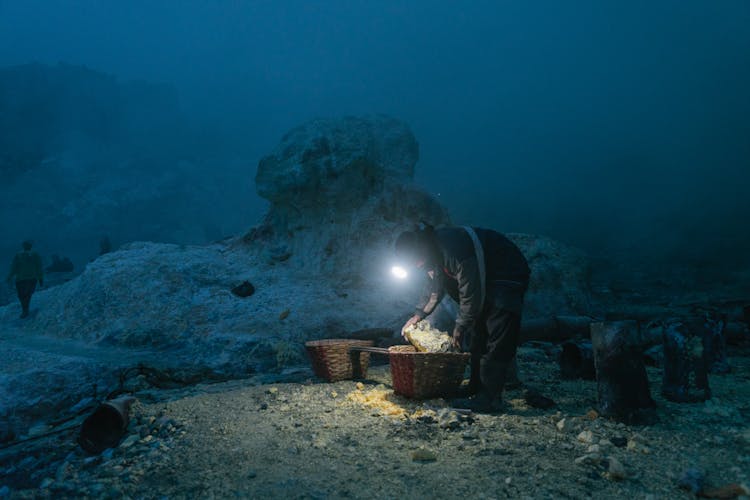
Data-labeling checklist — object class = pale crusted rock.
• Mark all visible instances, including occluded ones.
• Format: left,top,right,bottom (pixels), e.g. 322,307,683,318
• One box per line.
606,456,627,480
556,418,575,432
577,430,595,444
404,320,454,353
574,453,601,466
256,115,418,209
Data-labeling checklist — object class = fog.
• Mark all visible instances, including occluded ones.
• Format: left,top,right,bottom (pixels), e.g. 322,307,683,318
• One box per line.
1,0,749,280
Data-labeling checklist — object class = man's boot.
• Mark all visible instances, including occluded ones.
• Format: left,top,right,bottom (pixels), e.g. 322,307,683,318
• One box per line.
451,360,506,413
450,388,503,413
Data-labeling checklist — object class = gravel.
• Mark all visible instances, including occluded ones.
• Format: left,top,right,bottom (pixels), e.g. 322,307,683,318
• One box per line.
1,344,749,499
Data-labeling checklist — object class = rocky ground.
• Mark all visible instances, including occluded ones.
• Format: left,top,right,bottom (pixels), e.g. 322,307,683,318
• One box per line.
1,113,748,498
1,339,748,499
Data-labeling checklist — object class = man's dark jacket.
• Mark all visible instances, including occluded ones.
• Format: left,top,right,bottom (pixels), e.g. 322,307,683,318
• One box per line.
413,227,531,334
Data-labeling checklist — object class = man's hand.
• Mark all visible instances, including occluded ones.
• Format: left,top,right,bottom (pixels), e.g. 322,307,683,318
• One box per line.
401,315,421,338
451,327,463,351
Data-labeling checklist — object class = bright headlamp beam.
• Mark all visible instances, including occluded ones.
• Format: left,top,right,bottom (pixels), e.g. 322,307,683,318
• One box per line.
391,265,408,280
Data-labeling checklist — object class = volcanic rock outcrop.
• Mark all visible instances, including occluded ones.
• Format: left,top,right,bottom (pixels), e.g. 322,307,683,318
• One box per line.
249,114,448,276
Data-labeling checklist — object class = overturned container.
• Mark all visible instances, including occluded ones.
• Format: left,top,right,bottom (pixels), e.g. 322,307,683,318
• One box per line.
559,340,596,380
661,318,712,402
590,321,655,423
78,395,136,454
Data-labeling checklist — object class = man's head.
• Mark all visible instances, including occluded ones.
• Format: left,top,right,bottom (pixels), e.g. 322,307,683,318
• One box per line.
22,240,32,251
394,228,435,269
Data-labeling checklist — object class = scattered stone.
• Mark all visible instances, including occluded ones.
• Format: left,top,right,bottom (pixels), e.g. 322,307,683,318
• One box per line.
120,434,139,449
610,436,627,448
266,387,278,395
574,453,601,466
231,281,255,298
626,437,650,453
330,391,338,399
356,382,365,391
437,409,465,430
259,403,268,410
678,467,706,494
577,430,595,444
586,444,601,454
248,470,257,479
411,447,438,462
556,418,575,432
629,433,647,444
584,409,599,420
40,478,53,489
524,388,556,409
141,435,153,443
606,456,627,481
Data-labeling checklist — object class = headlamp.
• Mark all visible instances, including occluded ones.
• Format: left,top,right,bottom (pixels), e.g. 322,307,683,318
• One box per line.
391,265,408,280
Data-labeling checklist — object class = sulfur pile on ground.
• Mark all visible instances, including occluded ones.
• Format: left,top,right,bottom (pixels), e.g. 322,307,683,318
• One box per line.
1,342,748,499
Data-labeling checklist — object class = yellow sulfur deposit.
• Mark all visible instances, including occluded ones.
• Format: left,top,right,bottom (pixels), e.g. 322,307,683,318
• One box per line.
346,385,409,418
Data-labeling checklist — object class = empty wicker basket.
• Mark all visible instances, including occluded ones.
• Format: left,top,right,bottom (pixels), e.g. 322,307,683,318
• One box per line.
305,339,374,382
388,345,470,399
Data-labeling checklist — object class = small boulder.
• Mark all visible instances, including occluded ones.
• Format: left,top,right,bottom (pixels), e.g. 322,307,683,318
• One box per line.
606,456,627,481
577,430,595,444
231,281,255,298
411,447,438,462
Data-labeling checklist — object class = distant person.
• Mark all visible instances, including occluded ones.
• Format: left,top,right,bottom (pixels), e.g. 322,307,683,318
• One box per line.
394,224,530,412
6,241,44,319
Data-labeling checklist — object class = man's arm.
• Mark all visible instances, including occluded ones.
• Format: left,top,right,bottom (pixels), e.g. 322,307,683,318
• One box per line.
413,269,445,320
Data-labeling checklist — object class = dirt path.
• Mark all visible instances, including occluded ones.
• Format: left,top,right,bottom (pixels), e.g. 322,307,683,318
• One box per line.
2,345,749,499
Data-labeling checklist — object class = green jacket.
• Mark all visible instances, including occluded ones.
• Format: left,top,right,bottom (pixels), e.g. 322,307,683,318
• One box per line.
7,251,44,283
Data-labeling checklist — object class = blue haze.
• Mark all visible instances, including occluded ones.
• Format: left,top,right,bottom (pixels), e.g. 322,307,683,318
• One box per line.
0,1,748,280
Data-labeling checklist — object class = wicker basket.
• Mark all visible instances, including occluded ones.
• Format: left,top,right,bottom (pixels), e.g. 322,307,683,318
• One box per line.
305,339,374,382
388,345,471,399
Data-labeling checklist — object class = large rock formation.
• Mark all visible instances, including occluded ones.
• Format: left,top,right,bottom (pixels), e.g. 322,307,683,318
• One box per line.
248,115,448,277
